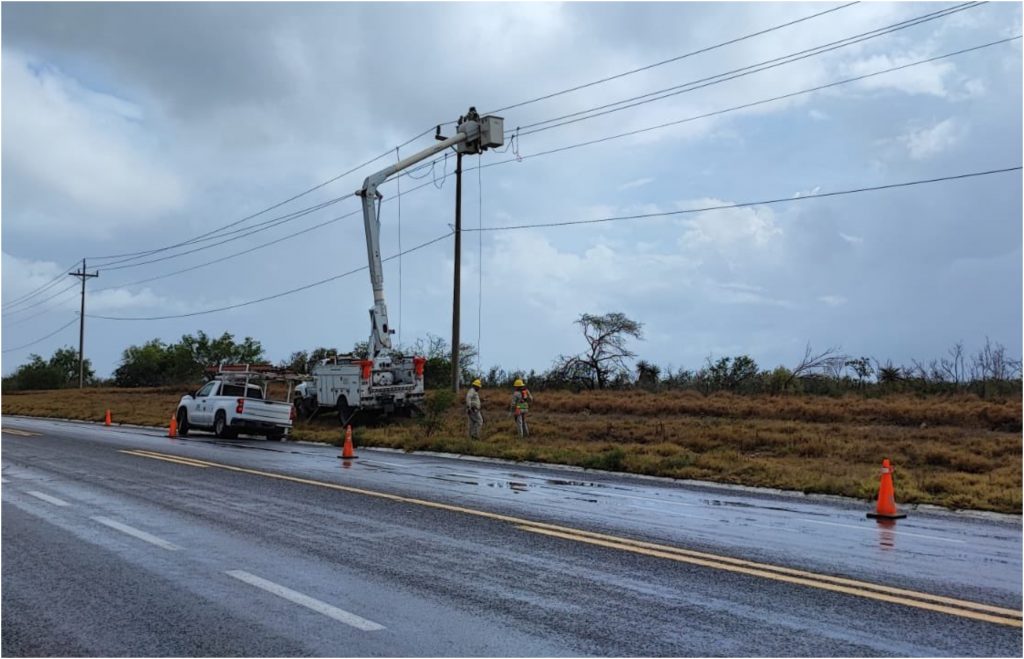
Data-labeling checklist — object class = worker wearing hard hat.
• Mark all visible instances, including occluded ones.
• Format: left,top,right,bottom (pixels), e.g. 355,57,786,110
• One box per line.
466,378,483,439
510,378,533,438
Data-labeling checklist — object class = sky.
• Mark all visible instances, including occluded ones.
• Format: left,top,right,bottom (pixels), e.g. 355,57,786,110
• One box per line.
2,1,1022,380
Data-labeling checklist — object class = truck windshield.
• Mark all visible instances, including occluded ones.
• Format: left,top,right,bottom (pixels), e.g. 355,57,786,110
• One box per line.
221,384,264,399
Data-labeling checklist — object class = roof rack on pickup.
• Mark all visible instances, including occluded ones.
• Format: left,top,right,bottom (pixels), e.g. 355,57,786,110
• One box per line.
204,364,307,382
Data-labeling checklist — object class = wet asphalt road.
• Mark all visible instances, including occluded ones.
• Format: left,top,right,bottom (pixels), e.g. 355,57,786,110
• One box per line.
1,416,1021,657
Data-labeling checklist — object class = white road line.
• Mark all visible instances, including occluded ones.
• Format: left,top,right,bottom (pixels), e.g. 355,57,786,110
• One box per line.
25,491,70,507
91,516,181,551
801,518,965,543
226,570,385,631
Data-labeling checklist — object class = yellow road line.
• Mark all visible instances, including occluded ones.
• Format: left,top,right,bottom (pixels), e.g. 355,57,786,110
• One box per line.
120,450,210,469
2,428,40,437
119,448,1022,626
517,525,1021,628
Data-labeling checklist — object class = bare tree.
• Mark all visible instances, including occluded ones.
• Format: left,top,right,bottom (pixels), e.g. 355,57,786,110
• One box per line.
785,343,846,390
939,341,966,386
554,312,644,389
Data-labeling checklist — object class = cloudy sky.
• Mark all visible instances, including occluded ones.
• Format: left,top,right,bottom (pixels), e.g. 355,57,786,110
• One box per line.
2,1,1021,380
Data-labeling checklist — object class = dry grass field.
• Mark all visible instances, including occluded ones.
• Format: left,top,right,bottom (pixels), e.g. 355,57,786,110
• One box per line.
3,386,1020,513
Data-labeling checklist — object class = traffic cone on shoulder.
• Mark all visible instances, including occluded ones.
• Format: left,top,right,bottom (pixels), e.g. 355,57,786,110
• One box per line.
168,415,178,438
867,458,907,519
104,409,112,426
338,425,357,459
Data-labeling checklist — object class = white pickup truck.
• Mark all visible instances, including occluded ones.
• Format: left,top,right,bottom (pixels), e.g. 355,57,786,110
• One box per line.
176,375,295,440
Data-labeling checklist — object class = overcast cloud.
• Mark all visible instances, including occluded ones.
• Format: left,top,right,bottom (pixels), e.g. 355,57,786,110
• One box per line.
2,1,1021,379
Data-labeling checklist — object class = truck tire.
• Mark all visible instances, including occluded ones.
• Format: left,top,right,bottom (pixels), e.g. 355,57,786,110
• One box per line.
265,430,284,442
214,411,237,439
176,407,190,437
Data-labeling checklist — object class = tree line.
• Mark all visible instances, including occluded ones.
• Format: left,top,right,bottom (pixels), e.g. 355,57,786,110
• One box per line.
3,313,1021,399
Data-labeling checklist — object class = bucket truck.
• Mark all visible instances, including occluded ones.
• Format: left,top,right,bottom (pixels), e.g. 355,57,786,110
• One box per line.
294,107,504,424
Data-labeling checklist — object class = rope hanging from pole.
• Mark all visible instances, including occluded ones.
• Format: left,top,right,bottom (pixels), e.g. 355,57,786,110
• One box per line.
395,146,402,347
477,153,483,376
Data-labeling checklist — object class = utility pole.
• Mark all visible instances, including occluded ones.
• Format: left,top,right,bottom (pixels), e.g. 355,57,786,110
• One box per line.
451,150,463,394
68,258,99,388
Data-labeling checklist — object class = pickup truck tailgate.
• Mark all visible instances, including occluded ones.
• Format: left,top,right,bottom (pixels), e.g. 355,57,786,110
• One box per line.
239,400,293,427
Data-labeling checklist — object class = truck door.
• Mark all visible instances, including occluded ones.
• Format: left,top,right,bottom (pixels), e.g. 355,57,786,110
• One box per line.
193,381,218,426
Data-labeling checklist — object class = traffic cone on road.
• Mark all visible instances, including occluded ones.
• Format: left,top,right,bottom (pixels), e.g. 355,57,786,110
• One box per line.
104,409,112,426
338,425,357,459
168,415,178,438
867,458,907,519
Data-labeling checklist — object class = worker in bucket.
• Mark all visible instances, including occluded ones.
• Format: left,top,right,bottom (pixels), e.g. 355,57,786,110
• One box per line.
466,378,484,439
509,378,533,438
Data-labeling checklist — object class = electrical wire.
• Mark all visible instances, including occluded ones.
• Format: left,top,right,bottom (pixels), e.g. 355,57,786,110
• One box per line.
516,2,982,137
87,233,454,321
483,2,861,116
3,287,80,327
85,126,439,264
463,167,1022,233
3,280,80,317
81,34,1022,299
85,166,1021,322
2,315,79,353
2,259,79,310
476,36,1023,171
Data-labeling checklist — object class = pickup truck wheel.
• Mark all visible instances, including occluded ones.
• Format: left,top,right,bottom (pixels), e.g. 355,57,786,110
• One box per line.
265,431,285,442
214,411,236,439
176,408,190,437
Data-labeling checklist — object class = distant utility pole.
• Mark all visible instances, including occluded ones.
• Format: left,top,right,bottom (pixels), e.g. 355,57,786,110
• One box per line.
451,149,464,394
68,258,99,388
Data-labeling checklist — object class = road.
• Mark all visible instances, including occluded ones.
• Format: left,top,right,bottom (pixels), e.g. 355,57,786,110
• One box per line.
2,416,1020,657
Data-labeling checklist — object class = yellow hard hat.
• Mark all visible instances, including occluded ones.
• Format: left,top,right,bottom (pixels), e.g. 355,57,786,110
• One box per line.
471,378,482,388
513,378,525,387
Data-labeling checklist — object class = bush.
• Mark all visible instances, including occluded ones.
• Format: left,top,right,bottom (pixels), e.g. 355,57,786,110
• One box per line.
419,389,456,436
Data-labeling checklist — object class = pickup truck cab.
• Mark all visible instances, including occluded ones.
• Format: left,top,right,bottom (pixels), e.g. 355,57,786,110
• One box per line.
176,376,294,440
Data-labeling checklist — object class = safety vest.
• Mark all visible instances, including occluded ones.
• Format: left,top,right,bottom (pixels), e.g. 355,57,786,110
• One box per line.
515,388,531,412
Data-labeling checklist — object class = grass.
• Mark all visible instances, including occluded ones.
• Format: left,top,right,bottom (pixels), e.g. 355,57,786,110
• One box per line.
2,386,1020,514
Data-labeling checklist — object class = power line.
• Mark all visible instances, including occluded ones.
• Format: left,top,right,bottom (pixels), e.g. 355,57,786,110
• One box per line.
483,2,861,116
90,178,438,294
85,126,439,264
3,287,79,327
517,2,982,137
2,259,79,310
85,167,1021,322
464,167,1022,233
479,35,1022,170
3,280,81,317
87,232,454,321
83,34,1020,299
2,315,79,354
402,1,981,179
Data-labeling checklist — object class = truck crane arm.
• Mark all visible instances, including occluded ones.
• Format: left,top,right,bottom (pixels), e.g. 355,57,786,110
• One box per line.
356,107,503,358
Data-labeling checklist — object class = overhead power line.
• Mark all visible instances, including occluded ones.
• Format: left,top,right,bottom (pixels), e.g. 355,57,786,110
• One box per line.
3,280,81,317
3,287,80,327
85,166,1019,322
464,167,1022,233
516,1,982,136
483,2,861,116
2,315,79,354
2,259,79,310
87,232,454,321
84,33,1020,298
85,126,439,264
478,36,1023,170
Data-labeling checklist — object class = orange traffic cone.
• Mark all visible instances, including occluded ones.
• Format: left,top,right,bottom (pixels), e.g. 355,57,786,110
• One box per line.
867,458,907,519
168,415,178,438
104,409,112,427
338,425,357,459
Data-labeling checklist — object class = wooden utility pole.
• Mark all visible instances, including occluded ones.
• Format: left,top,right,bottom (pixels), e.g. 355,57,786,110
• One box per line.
451,150,464,393
68,258,99,388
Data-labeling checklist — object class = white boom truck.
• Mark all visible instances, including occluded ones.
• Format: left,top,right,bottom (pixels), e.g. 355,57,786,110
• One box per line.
294,107,504,425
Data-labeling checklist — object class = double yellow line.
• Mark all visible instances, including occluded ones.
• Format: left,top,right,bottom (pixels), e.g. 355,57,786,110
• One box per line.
118,448,1023,627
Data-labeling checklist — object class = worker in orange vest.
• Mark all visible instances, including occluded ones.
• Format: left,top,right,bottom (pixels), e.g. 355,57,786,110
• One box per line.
509,378,533,438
